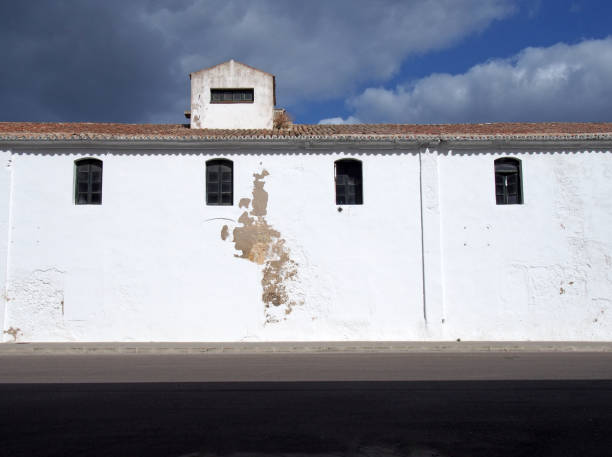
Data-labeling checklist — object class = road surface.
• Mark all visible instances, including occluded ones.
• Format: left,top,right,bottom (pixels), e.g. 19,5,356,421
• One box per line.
1,351,611,382
1,352,611,456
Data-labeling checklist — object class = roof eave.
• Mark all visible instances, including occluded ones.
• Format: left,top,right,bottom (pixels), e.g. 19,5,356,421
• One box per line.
3,135,612,152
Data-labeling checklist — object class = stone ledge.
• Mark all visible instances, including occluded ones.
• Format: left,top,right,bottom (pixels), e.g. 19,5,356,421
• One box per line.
1,341,611,355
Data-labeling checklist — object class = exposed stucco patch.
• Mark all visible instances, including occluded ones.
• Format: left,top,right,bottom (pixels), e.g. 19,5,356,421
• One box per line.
250,170,269,217
231,169,303,322
3,326,21,342
262,239,300,312
238,198,251,209
233,210,280,264
220,224,229,241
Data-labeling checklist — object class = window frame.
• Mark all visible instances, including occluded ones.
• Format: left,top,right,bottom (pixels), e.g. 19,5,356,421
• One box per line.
494,157,523,205
210,88,254,104
74,158,103,205
335,158,363,205
206,158,234,206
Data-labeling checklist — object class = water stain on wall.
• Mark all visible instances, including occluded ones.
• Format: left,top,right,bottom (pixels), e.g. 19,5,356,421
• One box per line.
227,169,302,322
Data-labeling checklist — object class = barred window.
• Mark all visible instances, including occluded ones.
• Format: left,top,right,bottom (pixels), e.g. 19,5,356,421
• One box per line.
211,88,254,103
75,158,103,205
335,159,363,205
206,159,233,205
495,158,522,205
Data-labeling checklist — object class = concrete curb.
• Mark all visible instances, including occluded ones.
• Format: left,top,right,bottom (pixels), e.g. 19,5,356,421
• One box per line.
1,341,612,355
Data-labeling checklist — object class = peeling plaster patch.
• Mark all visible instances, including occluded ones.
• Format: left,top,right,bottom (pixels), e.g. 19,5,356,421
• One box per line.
220,225,229,241
238,198,251,209
232,169,304,322
250,170,269,217
3,326,21,342
262,239,300,310
233,209,280,264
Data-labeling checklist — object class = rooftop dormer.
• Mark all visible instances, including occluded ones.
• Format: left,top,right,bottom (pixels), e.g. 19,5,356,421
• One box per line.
189,60,276,129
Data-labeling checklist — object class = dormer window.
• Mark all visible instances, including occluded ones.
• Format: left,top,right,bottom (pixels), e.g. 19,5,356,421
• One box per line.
211,88,254,103
190,60,273,128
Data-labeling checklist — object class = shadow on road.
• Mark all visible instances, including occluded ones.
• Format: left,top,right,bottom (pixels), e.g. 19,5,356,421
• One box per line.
1,380,611,457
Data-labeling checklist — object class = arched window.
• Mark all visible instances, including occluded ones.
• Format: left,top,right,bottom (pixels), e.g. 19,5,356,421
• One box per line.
75,158,103,205
206,159,233,205
335,159,363,205
494,158,522,205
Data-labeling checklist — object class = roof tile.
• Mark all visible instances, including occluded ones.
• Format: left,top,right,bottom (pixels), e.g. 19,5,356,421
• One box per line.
1,121,612,142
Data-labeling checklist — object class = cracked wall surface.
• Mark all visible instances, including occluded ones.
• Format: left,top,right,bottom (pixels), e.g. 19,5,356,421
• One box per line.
4,268,67,341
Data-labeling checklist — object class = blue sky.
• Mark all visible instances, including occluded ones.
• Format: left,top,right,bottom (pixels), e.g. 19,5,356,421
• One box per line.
1,0,611,125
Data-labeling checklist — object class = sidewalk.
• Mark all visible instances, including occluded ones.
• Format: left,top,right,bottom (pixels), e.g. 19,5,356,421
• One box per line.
1,341,611,355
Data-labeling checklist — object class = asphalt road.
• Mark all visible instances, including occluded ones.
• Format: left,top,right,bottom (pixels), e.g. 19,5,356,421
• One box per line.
1,380,611,457
1,353,611,456
1,352,612,382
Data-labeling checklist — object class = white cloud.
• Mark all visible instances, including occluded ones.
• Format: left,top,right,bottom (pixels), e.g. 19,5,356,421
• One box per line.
141,0,515,106
318,116,361,125
345,37,612,123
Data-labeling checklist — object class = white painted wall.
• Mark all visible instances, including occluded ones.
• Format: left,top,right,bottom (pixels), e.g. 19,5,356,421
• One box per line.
2,148,424,342
436,147,612,341
190,60,274,129
1,145,611,342
0,151,12,335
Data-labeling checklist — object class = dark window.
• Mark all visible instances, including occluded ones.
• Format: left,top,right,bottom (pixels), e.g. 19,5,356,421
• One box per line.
335,159,363,205
495,158,522,205
206,159,233,205
75,158,103,205
210,89,254,103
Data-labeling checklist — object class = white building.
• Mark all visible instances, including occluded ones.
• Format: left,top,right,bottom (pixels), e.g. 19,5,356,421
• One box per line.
0,61,611,342
189,60,276,130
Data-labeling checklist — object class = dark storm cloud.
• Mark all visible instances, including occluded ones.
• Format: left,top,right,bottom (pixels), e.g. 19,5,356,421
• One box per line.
0,0,514,123
0,1,181,123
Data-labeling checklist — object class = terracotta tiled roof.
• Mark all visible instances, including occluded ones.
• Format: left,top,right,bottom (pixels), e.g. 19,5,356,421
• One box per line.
1,122,612,142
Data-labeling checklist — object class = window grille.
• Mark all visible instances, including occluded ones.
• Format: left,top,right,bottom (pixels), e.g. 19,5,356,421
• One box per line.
335,159,363,205
75,158,103,205
210,89,254,103
206,159,233,205
495,158,522,205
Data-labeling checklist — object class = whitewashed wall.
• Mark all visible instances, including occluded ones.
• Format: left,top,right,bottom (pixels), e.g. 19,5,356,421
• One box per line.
1,145,611,342
1,148,424,342
0,151,12,335
435,147,612,341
